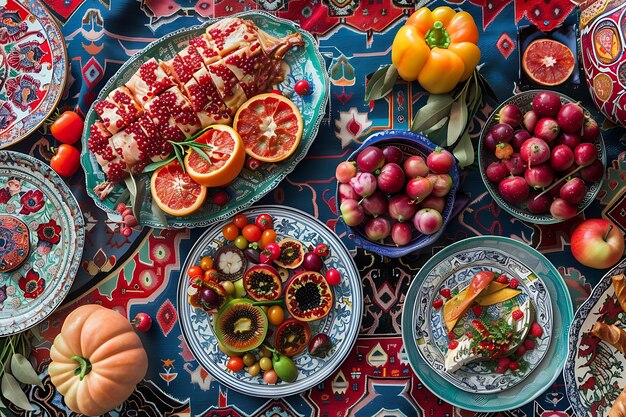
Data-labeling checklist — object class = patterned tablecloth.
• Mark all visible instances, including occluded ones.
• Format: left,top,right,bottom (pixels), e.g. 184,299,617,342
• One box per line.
3,0,626,416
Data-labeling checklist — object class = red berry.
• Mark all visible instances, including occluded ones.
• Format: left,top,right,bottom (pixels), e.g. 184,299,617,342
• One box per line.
524,339,536,350
465,331,473,338
314,243,330,257
433,298,443,310
472,305,483,316
530,322,543,338
123,214,138,227
509,278,520,289
497,357,511,369
516,345,527,356
325,269,341,286
294,79,311,96
447,331,456,340
212,190,229,206
496,275,509,284
512,309,524,320
448,340,459,349
121,208,133,218
132,312,152,332
116,203,127,214
440,288,451,299
120,226,132,237
508,361,520,371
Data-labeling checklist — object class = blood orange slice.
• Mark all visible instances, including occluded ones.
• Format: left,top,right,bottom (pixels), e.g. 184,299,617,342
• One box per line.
183,125,246,187
233,93,303,163
151,160,207,216
522,39,575,86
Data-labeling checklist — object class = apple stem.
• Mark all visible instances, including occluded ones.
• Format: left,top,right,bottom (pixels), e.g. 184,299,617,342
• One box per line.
535,165,585,200
603,225,613,241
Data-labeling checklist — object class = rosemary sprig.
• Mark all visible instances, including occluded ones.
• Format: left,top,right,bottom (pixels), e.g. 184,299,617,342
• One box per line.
142,126,215,174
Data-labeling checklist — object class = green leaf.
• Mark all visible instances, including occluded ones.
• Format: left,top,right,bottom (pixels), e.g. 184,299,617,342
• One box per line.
453,131,475,168
172,145,185,170
132,176,148,223
124,175,138,214
447,90,469,146
10,354,42,388
0,404,19,417
411,94,454,133
191,146,212,165
142,156,175,174
1,374,33,411
364,65,398,102
423,116,449,134
113,188,131,207
151,199,169,228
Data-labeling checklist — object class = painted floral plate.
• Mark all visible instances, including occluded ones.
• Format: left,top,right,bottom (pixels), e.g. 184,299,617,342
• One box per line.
414,243,553,393
177,205,362,398
564,258,626,417
402,236,573,412
0,0,67,147
81,11,329,229
0,151,84,336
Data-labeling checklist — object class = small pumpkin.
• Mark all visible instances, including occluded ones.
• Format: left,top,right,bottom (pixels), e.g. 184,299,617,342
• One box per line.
48,304,148,416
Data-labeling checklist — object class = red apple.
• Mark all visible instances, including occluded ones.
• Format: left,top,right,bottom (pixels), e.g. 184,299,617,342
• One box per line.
571,219,625,269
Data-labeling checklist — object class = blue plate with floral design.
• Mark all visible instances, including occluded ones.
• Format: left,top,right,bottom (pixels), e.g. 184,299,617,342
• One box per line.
0,151,84,336
402,236,573,411
177,205,362,397
564,258,626,417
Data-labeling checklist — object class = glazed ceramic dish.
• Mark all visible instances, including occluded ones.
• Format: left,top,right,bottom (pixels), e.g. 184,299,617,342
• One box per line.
81,11,329,229
177,205,362,397
414,245,552,393
402,236,573,411
564,258,626,417
478,90,606,224
0,0,67,147
0,151,84,336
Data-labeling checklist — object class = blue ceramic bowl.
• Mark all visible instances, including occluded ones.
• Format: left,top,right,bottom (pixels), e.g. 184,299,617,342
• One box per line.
336,130,460,258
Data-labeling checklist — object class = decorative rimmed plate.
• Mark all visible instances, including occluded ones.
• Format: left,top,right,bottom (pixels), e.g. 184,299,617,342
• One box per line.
177,205,362,398
0,151,84,336
0,0,67,147
81,11,329,229
564,258,626,417
414,245,553,393
402,236,573,411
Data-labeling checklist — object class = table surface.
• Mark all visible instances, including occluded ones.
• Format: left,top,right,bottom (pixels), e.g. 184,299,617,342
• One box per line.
4,0,626,416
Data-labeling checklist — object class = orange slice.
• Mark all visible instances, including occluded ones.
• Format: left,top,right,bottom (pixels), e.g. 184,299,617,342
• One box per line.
151,160,207,216
233,93,303,163
522,39,575,86
183,125,246,187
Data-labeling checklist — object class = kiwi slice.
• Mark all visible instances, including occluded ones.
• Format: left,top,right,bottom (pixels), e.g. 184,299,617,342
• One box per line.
214,300,268,353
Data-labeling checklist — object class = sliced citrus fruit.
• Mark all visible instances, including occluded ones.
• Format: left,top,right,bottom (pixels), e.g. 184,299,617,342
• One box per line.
522,39,575,86
151,160,207,216
183,125,246,187
233,93,303,163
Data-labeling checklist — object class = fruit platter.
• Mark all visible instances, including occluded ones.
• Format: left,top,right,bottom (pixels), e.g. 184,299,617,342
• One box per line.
80,11,329,228
402,236,573,411
176,205,362,397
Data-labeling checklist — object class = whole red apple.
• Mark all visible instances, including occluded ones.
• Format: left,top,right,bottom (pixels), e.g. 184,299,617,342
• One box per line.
571,219,625,269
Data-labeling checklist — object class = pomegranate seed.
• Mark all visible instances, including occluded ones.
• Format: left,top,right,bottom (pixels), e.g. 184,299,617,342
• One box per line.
432,298,443,310
447,331,456,340
530,322,543,338
465,331,473,338
270,89,282,95
496,275,509,284
212,190,229,206
440,288,451,299
509,278,520,289
448,340,459,349
472,305,483,316
512,310,524,320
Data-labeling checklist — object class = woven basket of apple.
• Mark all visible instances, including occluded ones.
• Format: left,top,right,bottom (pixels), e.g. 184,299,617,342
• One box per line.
479,90,606,223
336,130,460,258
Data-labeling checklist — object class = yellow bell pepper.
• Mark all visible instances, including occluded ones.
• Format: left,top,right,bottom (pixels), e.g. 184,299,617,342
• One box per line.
391,6,481,94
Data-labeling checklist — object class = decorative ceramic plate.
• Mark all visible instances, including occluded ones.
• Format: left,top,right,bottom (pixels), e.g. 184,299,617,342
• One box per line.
564,258,626,417
81,11,329,229
0,151,84,336
414,245,553,393
0,0,67,147
177,205,362,398
402,236,573,412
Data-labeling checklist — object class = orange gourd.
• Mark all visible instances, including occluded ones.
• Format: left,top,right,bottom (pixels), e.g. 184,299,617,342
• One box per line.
48,304,148,416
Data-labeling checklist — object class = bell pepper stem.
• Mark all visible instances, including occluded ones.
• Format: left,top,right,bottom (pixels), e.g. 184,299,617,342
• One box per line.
425,21,451,49
250,299,285,307
71,355,92,381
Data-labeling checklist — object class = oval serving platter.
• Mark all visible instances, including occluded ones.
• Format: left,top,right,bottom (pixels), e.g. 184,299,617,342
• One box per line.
0,0,67,147
177,205,363,398
415,245,553,393
0,151,84,336
402,236,573,412
81,11,329,229
564,258,626,417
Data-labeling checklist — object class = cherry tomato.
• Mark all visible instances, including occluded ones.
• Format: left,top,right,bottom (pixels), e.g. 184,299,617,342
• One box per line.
268,305,285,326
226,356,245,372
50,144,80,177
212,190,229,206
242,224,262,242
234,235,248,250
255,214,273,231
233,214,249,229
294,79,311,96
203,268,219,282
325,269,341,286
50,110,83,144
263,242,281,261
260,229,277,249
187,265,203,278
131,312,152,332
222,223,239,241
200,256,214,271
263,369,278,384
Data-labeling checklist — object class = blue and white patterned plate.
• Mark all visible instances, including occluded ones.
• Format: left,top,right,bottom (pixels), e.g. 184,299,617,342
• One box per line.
402,236,573,411
564,258,626,417
176,205,362,398
414,245,553,393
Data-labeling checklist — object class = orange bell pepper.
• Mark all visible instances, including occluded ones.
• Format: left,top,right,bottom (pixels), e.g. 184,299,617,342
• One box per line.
391,6,481,94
